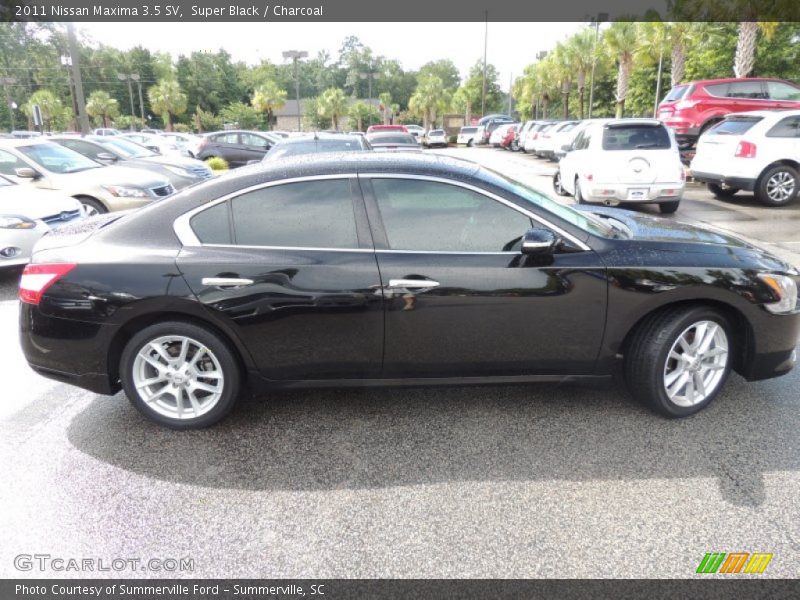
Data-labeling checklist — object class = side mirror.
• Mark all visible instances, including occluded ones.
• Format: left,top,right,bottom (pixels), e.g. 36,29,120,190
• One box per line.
521,228,558,255
15,167,39,179
147,146,161,154
96,152,118,162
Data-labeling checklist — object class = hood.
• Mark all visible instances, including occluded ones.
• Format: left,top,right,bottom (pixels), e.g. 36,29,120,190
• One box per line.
0,186,82,220
54,165,170,189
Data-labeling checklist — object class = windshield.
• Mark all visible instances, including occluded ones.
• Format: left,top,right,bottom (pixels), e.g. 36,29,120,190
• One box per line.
481,167,613,238
602,125,671,150
100,137,157,158
19,143,100,173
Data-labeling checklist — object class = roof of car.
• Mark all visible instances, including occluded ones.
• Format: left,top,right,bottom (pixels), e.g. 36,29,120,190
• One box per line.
688,77,793,85
723,109,800,118
276,133,364,144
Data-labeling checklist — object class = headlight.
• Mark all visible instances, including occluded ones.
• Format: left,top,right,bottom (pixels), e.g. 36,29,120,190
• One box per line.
0,215,37,230
758,273,798,314
102,185,149,198
163,165,193,178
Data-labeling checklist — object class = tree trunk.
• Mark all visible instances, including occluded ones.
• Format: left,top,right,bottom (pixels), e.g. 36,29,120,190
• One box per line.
563,91,570,120
333,115,338,130
266,110,273,131
165,112,173,132
103,113,108,128
670,40,686,87
734,21,758,78
615,58,631,118
465,100,471,125
357,115,363,131
577,70,586,120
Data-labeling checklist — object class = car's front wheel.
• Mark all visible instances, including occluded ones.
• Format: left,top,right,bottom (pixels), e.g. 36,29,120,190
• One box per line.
624,306,732,418
553,171,568,196
120,321,242,429
78,197,107,216
756,165,798,207
574,177,587,204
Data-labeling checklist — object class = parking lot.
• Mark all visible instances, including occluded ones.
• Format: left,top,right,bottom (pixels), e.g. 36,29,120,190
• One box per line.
2,146,800,579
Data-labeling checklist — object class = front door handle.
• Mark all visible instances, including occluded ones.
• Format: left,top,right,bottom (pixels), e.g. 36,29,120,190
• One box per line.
388,279,440,289
201,277,254,288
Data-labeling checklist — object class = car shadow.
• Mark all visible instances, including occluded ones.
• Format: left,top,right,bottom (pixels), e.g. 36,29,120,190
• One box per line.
66,371,799,508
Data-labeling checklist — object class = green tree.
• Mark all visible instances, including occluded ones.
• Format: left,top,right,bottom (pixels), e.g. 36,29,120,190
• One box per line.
318,87,348,130
148,79,187,131
221,102,261,129
251,80,287,130
604,21,641,118
409,75,449,129
417,59,461,92
23,89,63,131
348,100,380,131
86,90,119,128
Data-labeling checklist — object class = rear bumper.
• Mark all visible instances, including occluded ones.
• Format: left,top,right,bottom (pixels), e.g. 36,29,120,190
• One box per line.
690,171,757,192
583,182,685,204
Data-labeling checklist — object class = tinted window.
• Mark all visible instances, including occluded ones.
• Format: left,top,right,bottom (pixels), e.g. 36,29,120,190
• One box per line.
602,125,670,150
460,127,478,134
707,116,763,135
212,133,239,144
0,149,28,175
191,201,231,244
57,139,105,160
766,116,800,138
372,179,532,253
265,139,364,160
663,85,689,102
231,179,357,248
429,130,445,135
704,83,729,97
240,133,270,149
727,81,767,99
766,81,800,101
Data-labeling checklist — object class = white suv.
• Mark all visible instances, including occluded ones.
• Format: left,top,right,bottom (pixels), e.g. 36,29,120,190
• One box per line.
691,110,800,206
556,119,685,214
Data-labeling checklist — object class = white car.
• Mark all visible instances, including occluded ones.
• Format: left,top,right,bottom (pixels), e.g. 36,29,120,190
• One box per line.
489,123,514,147
159,132,205,158
691,110,800,206
515,120,536,151
0,139,174,215
523,122,555,153
538,121,580,160
423,129,449,148
405,125,425,142
553,120,598,160
120,132,183,157
93,128,121,137
556,119,685,214
0,174,85,268
456,126,479,146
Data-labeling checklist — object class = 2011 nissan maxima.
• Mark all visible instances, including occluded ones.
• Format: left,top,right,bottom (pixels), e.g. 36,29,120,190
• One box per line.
18,153,800,429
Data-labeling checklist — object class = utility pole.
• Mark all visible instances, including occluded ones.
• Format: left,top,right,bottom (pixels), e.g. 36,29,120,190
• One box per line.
60,55,79,130
67,23,90,134
283,50,308,132
133,74,145,125
359,64,380,127
653,45,664,118
0,77,16,131
481,10,488,116
118,73,137,129
587,13,608,119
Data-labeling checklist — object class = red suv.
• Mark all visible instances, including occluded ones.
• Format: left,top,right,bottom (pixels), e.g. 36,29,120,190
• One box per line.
365,124,408,134
658,77,800,147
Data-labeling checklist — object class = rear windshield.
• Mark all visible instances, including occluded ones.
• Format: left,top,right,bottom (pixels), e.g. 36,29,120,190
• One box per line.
369,134,416,144
663,85,690,102
602,125,671,150
460,127,477,134
265,139,365,160
429,130,445,135
707,116,763,135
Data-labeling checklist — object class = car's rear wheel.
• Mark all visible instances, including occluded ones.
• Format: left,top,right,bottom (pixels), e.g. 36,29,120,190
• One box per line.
120,321,241,429
78,197,107,216
624,306,732,418
659,200,680,214
574,177,587,204
755,165,798,207
466,139,473,147
707,183,740,199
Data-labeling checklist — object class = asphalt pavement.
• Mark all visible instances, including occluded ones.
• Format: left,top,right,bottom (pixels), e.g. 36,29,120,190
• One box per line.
1,147,798,579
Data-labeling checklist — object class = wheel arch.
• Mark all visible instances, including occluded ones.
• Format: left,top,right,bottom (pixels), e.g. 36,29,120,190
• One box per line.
618,298,754,376
756,159,800,183
72,194,108,212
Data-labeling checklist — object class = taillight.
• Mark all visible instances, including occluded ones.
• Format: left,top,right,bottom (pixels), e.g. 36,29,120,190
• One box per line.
19,263,76,305
197,137,209,151
735,141,757,158
586,174,594,181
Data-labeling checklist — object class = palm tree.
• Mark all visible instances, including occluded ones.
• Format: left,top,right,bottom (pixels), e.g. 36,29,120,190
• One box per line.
251,80,287,131
378,92,392,124
317,87,348,130
348,101,378,131
551,43,574,119
147,79,187,132
604,21,640,118
566,29,596,119
409,75,449,129
85,90,119,128
734,22,778,78
23,90,63,132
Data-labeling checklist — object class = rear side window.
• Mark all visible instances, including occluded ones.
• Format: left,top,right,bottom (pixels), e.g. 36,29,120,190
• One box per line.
707,116,763,135
191,201,232,244
766,116,800,138
230,179,358,248
727,81,767,99
460,127,477,134
602,125,670,150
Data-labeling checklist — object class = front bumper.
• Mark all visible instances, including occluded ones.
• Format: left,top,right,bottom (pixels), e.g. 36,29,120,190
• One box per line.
690,171,757,192
0,221,48,267
583,182,685,204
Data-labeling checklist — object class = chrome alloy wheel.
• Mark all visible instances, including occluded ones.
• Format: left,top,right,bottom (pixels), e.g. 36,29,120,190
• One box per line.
82,203,99,217
663,320,729,407
766,171,796,204
132,335,225,420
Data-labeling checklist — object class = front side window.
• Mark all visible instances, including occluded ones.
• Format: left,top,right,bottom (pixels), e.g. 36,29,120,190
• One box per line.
57,139,105,160
230,179,357,248
371,178,533,253
0,149,26,176
766,81,800,101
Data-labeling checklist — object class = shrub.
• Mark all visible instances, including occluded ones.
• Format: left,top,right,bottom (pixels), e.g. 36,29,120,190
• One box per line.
205,156,229,171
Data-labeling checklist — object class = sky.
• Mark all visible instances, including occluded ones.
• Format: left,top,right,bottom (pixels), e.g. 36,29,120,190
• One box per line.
76,22,585,91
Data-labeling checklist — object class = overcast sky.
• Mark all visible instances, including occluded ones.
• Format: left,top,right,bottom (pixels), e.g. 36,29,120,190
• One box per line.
77,22,584,90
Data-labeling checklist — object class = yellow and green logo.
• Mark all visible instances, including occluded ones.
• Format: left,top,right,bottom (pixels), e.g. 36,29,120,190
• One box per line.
696,552,773,574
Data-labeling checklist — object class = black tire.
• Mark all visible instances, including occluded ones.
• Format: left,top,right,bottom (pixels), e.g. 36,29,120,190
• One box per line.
624,306,733,418
755,165,799,207
707,183,740,199
574,177,587,204
553,170,568,196
466,139,473,147
120,320,242,429
78,197,107,216
659,200,680,214
511,140,520,152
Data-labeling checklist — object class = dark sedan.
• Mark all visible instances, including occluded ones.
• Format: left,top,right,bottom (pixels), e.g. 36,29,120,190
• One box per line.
196,130,280,167
51,135,213,190
19,153,800,429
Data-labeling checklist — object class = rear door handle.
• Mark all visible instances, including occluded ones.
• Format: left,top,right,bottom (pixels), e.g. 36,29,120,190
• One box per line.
201,277,254,288
388,279,440,289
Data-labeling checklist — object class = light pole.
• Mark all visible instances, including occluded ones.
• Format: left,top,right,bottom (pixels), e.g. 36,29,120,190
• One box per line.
359,66,380,127
0,77,16,131
283,50,308,132
535,51,548,120
118,73,139,129
587,13,608,119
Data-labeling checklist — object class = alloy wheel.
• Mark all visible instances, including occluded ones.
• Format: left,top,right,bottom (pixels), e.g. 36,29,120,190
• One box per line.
766,171,795,204
663,320,729,407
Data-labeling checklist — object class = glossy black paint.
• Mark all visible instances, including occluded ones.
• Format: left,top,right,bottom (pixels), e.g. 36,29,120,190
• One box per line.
19,153,800,397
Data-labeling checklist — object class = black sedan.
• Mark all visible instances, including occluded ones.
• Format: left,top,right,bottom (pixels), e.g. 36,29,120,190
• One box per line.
19,153,800,428
196,130,279,167
261,133,371,162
